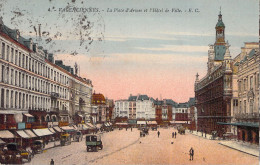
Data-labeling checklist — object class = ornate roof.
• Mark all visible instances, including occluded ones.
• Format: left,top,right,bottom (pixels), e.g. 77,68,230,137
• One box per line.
216,13,225,28
92,93,106,104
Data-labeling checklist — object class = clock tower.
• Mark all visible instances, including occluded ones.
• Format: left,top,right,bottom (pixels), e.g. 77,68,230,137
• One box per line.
215,10,225,45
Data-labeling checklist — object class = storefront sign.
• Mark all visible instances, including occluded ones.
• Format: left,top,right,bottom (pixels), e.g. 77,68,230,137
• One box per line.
26,123,31,129
18,122,26,129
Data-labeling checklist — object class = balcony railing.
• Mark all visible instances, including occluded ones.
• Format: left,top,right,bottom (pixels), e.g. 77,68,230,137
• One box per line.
51,107,59,112
50,92,59,99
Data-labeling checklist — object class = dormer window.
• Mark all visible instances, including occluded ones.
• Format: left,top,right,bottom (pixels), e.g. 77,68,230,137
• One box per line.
16,30,20,41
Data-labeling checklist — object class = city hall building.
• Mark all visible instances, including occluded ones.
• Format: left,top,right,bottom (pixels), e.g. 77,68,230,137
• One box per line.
195,11,233,137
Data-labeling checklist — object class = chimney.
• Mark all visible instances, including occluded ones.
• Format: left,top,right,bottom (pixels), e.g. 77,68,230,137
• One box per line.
33,43,38,53
24,38,33,50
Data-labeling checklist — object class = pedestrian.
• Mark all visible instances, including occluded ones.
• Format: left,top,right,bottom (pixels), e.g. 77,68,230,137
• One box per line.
157,131,160,138
50,159,54,165
174,132,177,138
172,132,174,138
189,147,194,161
131,127,132,132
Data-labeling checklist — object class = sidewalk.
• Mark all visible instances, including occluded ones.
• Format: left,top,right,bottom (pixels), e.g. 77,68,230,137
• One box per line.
189,131,259,157
218,140,259,157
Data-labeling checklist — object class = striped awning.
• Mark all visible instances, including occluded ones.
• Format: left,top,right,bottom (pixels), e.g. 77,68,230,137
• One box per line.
137,121,146,125
23,113,34,117
48,128,56,133
33,129,53,136
61,126,77,132
16,130,30,138
53,126,64,133
0,130,15,138
0,139,5,144
24,130,37,138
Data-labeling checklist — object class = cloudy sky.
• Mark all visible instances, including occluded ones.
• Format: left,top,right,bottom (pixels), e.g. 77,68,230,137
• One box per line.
0,0,258,102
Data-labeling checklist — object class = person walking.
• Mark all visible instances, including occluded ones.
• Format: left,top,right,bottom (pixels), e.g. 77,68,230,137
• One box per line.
172,132,174,138
189,147,194,161
174,132,177,138
50,159,54,165
131,127,132,132
157,131,160,138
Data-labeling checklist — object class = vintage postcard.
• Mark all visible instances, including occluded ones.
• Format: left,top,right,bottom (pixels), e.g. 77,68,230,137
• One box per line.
0,0,259,164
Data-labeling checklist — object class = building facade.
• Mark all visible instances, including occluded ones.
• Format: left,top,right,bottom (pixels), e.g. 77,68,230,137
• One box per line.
233,43,259,144
195,11,233,137
0,21,93,130
92,93,107,123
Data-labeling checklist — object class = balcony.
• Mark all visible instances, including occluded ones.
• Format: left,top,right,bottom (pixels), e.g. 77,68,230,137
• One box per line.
50,92,59,99
51,107,59,112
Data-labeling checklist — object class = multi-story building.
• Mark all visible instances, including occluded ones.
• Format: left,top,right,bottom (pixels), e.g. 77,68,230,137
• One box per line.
114,100,129,118
188,98,196,130
128,95,137,120
136,95,154,120
92,93,107,123
195,11,233,137
114,94,155,121
232,43,259,144
175,103,189,122
154,99,163,125
55,60,93,125
106,99,114,122
0,21,93,130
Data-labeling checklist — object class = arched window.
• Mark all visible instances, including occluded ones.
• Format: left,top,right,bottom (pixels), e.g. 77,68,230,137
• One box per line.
46,115,50,122
41,116,45,122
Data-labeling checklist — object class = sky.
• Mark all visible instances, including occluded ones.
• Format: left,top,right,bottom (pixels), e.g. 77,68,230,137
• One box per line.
0,0,258,102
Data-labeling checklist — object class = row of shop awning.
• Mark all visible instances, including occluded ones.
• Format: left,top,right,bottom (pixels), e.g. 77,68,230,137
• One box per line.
0,122,112,140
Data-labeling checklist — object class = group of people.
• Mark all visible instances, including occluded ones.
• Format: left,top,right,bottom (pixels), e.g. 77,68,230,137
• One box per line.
172,132,177,138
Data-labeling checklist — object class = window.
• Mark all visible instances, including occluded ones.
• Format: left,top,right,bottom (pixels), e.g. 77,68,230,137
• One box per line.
1,43,5,59
22,54,25,68
29,58,31,71
19,52,21,67
10,91,13,108
244,100,246,114
6,90,9,108
26,56,28,69
1,65,4,82
249,100,253,113
11,48,14,63
15,50,18,65
233,99,238,107
238,81,241,92
6,67,9,84
1,89,4,108
15,71,17,85
10,69,13,85
250,76,253,89
6,45,9,61
243,79,246,91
